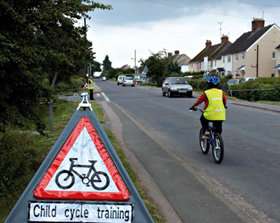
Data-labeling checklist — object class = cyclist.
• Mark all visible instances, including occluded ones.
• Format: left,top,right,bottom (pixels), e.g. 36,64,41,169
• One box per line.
190,76,226,137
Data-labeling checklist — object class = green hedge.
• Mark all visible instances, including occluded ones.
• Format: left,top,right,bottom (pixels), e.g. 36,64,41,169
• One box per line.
188,79,207,91
228,78,280,101
188,77,280,101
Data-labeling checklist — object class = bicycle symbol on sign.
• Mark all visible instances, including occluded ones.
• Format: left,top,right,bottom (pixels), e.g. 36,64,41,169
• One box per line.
55,158,110,190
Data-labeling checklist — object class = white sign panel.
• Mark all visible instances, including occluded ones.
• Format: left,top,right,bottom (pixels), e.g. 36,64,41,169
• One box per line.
29,202,133,223
45,127,119,193
204,56,208,71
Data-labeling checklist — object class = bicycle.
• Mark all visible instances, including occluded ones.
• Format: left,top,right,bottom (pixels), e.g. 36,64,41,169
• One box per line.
55,158,110,190
190,107,224,164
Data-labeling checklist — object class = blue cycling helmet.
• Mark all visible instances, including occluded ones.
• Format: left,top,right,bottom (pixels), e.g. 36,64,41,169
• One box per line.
207,76,220,85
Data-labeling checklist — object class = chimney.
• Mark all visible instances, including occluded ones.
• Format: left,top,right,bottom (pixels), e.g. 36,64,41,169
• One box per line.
205,40,212,48
252,18,265,32
221,35,228,43
174,50,179,56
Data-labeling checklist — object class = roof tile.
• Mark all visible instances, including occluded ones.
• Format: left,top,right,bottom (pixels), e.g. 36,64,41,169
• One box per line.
221,24,273,55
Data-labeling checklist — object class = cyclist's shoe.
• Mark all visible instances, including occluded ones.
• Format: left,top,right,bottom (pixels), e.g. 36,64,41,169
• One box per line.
202,131,210,139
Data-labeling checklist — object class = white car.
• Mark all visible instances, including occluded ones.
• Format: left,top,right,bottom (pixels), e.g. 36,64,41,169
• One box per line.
101,76,106,81
122,76,135,87
227,79,241,86
244,77,257,82
117,75,126,85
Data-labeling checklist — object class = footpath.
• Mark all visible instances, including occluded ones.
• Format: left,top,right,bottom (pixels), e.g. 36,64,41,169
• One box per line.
87,84,279,223
228,99,280,113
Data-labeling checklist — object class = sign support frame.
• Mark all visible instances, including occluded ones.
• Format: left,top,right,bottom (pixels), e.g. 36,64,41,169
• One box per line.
5,94,154,223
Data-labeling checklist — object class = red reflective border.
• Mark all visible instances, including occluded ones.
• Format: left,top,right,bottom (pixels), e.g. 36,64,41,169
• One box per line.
33,116,131,201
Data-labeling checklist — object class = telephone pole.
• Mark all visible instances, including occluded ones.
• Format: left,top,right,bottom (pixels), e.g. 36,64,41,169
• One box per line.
84,17,89,82
134,49,137,77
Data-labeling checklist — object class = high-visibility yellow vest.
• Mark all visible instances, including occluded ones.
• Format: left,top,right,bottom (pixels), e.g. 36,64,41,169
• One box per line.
88,79,94,90
203,88,226,121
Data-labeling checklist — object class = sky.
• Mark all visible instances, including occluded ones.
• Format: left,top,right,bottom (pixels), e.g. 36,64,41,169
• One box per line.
84,0,280,69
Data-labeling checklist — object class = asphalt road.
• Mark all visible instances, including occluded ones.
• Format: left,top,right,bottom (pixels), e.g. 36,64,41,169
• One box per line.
68,80,280,223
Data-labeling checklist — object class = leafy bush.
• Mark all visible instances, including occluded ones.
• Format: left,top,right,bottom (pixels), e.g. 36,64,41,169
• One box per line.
69,76,85,89
0,129,41,211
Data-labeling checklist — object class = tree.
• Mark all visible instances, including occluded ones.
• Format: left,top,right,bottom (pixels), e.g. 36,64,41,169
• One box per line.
140,51,168,86
102,55,112,71
0,0,112,132
166,61,181,75
91,61,102,74
140,50,184,86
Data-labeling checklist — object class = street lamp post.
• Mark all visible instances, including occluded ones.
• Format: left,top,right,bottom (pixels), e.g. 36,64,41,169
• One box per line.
134,49,136,77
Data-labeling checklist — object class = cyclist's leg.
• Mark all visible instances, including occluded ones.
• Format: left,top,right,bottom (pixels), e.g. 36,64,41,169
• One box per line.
200,115,209,133
213,121,223,134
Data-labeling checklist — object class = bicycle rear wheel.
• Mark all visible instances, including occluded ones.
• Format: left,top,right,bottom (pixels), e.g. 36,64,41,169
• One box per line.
212,133,224,164
199,128,209,154
55,170,75,189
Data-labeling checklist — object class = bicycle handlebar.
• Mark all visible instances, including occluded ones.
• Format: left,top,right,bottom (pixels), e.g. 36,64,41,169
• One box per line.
189,107,204,113
189,106,227,113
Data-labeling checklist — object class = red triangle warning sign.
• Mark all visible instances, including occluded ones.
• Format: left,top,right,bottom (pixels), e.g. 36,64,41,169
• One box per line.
83,82,88,89
34,117,130,201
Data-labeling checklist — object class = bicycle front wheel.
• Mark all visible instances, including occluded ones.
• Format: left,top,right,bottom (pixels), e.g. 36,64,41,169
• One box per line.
212,133,224,164
199,128,209,154
91,171,110,191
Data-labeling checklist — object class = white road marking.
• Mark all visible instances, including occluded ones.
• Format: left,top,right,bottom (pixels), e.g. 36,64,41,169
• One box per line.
101,92,110,101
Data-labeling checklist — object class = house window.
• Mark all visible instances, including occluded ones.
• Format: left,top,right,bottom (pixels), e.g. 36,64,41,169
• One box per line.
222,56,225,63
242,53,245,60
210,60,213,67
235,54,239,62
215,60,216,66
272,52,276,60
227,55,231,63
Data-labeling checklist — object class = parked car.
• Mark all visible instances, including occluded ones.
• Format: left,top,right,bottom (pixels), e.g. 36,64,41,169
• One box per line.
227,77,257,87
227,79,241,86
117,75,126,85
122,76,135,87
101,76,106,81
243,77,257,82
162,77,193,97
